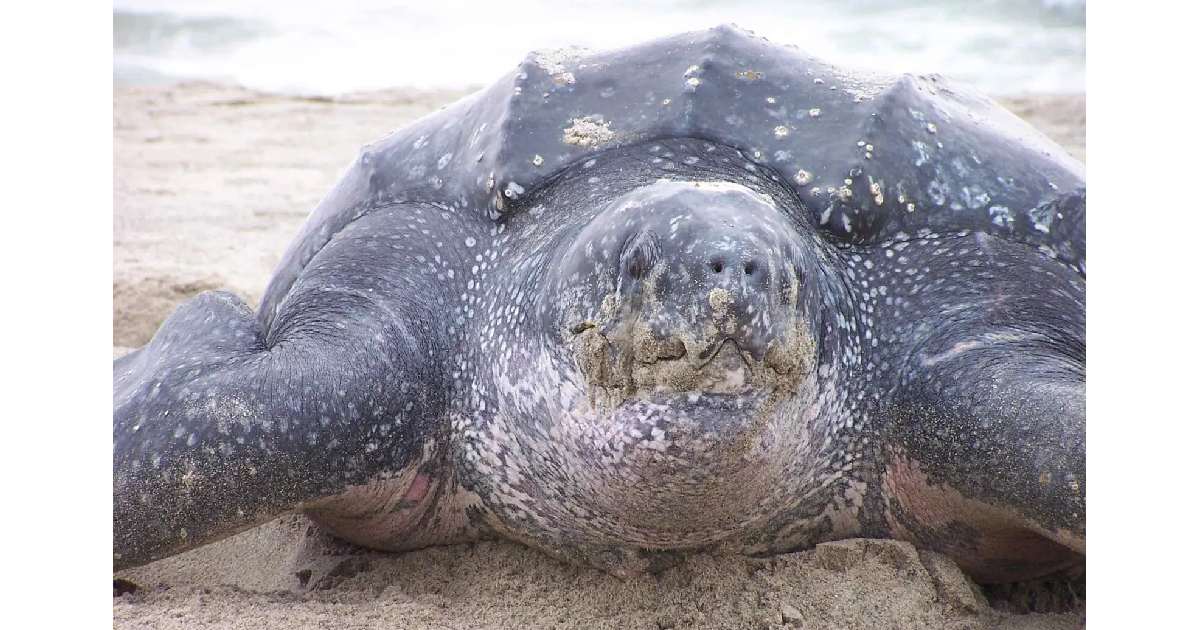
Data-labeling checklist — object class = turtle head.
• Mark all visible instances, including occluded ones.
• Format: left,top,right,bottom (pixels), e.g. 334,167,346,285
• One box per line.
533,179,829,546
556,179,821,406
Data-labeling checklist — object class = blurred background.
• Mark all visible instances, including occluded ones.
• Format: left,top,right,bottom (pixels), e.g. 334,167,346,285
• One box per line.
114,0,1085,97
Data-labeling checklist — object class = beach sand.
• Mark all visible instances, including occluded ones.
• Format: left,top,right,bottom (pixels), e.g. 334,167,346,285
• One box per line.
113,83,1086,629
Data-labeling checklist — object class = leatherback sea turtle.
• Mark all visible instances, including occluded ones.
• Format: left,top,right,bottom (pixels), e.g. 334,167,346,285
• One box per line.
114,26,1085,583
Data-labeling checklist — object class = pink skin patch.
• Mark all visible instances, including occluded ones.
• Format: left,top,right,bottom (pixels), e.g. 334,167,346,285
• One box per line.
884,455,1081,583
302,469,453,552
403,473,431,505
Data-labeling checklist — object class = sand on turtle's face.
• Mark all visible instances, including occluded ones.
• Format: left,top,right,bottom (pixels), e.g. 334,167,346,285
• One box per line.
113,83,1085,628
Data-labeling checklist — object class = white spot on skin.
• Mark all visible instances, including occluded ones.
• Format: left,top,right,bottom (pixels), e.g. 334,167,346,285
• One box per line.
504,182,525,199
870,180,884,206
809,108,821,118
989,206,1014,227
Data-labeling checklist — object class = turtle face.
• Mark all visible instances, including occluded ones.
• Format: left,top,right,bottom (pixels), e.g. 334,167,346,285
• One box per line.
556,180,818,408
524,180,824,546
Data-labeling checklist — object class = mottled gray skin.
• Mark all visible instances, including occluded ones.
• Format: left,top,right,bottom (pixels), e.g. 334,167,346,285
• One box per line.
114,26,1085,584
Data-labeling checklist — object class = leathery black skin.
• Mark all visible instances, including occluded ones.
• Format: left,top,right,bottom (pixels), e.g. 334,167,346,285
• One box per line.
114,25,1084,585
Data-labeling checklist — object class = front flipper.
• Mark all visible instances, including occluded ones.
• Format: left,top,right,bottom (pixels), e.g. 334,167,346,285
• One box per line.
876,234,1085,583
113,204,471,570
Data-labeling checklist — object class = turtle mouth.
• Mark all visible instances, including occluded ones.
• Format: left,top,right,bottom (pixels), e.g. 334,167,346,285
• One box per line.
568,322,810,408
634,337,756,396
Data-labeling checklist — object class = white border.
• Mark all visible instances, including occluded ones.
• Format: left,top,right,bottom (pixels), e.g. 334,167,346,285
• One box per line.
12,0,1196,625
4,1,113,625
1089,1,1199,626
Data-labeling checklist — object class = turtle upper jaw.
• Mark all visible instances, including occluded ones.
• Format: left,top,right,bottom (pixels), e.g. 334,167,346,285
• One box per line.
645,338,755,395
552,178,822,405
569,302,818,404
624,334,755,395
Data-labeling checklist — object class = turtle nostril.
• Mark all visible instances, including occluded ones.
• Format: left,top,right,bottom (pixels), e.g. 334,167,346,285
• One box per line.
710,259,725,274
743,261,756,275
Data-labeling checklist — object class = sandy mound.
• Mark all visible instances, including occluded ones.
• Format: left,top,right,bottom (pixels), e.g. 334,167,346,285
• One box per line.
113,83,1085,628
115,516,1081,629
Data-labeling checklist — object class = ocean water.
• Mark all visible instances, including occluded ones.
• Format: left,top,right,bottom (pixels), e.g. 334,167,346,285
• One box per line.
114,0,1084,96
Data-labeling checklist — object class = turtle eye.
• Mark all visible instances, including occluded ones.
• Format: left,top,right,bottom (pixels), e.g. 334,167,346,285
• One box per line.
621,231,661,280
